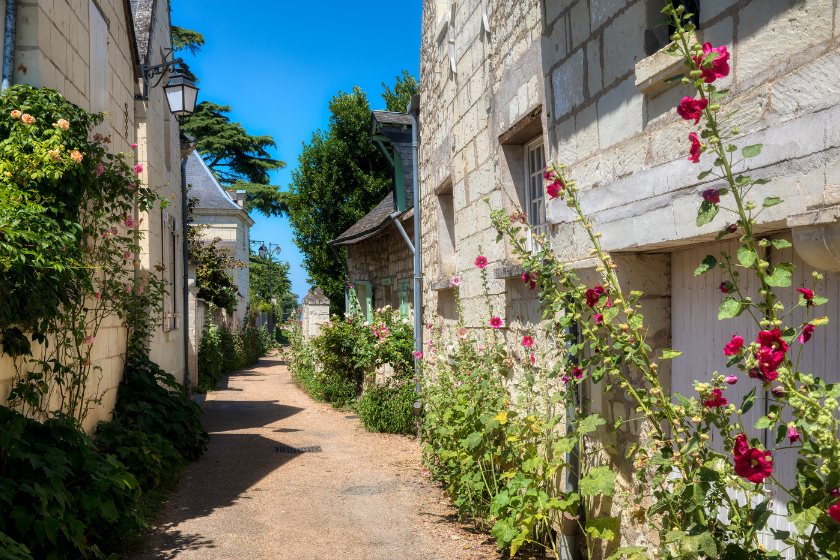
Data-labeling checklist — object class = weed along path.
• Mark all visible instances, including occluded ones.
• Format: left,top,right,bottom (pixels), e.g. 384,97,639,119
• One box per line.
129,351,508,560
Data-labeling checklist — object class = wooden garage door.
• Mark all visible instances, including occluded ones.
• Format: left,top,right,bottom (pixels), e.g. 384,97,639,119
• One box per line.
672,236,840,556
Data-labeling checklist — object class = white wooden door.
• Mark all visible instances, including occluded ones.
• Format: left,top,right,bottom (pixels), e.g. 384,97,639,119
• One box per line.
89,1,109,139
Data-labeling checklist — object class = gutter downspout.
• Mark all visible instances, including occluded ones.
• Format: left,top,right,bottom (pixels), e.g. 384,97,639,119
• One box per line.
390,211,414,254
2,0,17,91
181,157,192,399
407,94,423,436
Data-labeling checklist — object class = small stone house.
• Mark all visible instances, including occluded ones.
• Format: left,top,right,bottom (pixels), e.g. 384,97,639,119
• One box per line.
417,0,840,555
185,149,254,327
328,111,416,322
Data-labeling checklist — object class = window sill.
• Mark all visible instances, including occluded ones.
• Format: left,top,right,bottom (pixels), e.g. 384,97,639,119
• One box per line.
634,36,697,97
493,263,526,280
429,279,453,291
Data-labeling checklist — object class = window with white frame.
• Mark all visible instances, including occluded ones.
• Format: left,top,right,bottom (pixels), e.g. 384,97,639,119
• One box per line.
524,137,548,251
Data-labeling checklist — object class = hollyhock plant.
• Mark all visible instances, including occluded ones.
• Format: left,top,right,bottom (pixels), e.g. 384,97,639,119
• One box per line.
732,434,773,483
676,97,708,124
450,276,462,287
522,336,534,347
704,388,728,409
799,322,815,344
688,132,702,163
723,335,743,356
475,255,488,268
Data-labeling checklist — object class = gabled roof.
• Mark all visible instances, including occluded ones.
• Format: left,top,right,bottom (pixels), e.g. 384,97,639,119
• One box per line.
329,193,401,246
185,150,242,212
129,0,154,63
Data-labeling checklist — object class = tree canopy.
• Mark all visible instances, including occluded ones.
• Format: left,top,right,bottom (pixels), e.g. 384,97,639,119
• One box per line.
382,71,418,113
286,74,417,314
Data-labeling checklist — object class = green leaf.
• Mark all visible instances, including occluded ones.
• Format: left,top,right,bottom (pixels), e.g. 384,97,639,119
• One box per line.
681,433,702,455
766,266,792,287
718,296,742,319
695,255,718,276
606,547,647,560
661,349,683,359
697,169,713,180
696,200,719,227
710,89,729,101
776,424,787,445
737,245,757,267
701,52,719,66
812,295,829,306
464,431,483,450
552,437,576,455
580,466,617,497
742,144,763,158
490,519,518,546
663,73,685,83
741,387,756,414
762,196,782,207
755,416,774,430
771,239,792,249
592,367,605,384
586,517,620,541
578,415,606,436
788,506,820,534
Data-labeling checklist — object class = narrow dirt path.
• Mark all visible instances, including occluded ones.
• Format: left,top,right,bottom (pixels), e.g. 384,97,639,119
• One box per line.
128,352,508,560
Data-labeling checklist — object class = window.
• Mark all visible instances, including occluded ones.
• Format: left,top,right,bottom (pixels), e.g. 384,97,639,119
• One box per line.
382,278,393,309
645,0,700,56
355,281,372,322
161,210,179,331
524,137,548,251
398,279,410,317
436,181,456,276
89,0,109,140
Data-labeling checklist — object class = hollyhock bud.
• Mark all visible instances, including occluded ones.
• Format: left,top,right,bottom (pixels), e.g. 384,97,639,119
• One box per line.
786,423,800,443
799,323,815,344
688,132,702,163
677,97,708,125
728,224,738,233
797,288,815,304
703,189,720,205
771,386,785,398
724,375,738,385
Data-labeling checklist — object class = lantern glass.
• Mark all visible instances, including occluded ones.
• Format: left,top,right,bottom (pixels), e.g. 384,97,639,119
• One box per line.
258,245,268,259
164,73,199,117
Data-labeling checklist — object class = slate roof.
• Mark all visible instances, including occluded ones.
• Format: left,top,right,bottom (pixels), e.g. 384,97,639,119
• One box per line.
371,111,412,126
329,193,400,246
129,0,153,62
185,151,241,211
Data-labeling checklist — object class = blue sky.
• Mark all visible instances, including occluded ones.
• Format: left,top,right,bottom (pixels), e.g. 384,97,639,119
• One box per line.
171,0,423,301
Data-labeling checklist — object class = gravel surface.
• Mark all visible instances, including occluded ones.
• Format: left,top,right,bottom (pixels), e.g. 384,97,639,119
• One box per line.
127,352,516,560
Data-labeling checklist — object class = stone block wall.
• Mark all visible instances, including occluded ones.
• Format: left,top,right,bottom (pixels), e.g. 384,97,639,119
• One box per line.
301,288,330,340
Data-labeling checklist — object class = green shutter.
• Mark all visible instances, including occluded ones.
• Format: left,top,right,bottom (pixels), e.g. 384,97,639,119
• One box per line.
355,281,372,322
397,279,410,317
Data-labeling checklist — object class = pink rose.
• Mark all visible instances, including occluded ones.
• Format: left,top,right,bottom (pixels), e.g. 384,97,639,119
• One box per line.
95,292,101,300
688,132,702,163
83,335,94,345
134,164,143,175
677,97,708,125
125,216,136,228
131,143,138,148
96,163,104,176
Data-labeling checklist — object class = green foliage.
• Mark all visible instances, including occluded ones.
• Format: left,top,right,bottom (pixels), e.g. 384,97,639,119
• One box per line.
196,312,271,393
171,25,205,56
181,101,287,216
187,196,242,314
381,70,418,112
249,251,292,301
355,377,416,434
94,420,181,490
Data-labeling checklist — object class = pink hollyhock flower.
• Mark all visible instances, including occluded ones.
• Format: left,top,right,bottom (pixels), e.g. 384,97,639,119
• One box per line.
677,97,708,125
693,43,730,83
427,340,434,347
544,169,556,182
96,163,104,176
723,335,743,356
724,375,738,385
829,504,840,524
703,189,720,204
457,327,468,339
797,288,815,304
413,351,423,359
83,335,94,345
134,164,143,175
131,143,138,148
562,376,571,384
475,255,488,268
688,132,702,163
719,281,733,294
522,336,534,347
771,386,785,398
490,317,503,328
758,329,789,353
594,314,604,324
799,323,815,344
704,388,728,409
125,216,136,228
732,433,773,483
546,176,566,199
95,292,101,300
573,367,583,379
455,381,462,388
585,287,608,308
478,344,485,352
450,276,462,287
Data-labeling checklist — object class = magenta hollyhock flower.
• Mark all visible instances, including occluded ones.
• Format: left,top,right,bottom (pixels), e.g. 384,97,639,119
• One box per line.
413,351,423,359
544,168,556,182
732,434,773,483
475,255,488,268
530,354,536,365
756,347,784,380
725,375,738,385
490,317,503,328
585,287,607,308
450,276,462,287
719,281,733,294
703,189,720,205
688,132,702,163
529,281,537,290
799,323,815,344
829,504,840,524
546,176,566,199
677,97,709,124
594,314,604,324
704,388,728,409
729,224,738,233
573,367,583,379
758,329,789,353
522,336,534,347
797,288,815,305
786,425,800,444
521,272,530,282
693,43,730,83
95,292,101,300
83,335,94,345
562,376,572,384
723,335,744,356
134,164,143,175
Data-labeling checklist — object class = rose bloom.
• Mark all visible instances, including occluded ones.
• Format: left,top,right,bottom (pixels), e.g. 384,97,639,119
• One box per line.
96,163,104,177
125,216,136,228
704,388,728,409
57,118,70,130
799,322,815,344
723,335,743,356
131,143,138,148
693,43,730,83
490,317,503,328
676,97,708,125
688,132,702,163
95,292,101,300
450,276,462,287
475,255,488,268
70,151,83,163
10,110,20,119
702,189,720,205
732,434,773,483
522,335,534,347
83,335,95,345
20,113,35,125
134,164,143,175
477,344,485,352
48,149,61,162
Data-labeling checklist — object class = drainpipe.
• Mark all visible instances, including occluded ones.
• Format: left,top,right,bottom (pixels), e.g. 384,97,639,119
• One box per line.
1,0,17,91
407,94,423,435
181,157,192,399
390,211,414,254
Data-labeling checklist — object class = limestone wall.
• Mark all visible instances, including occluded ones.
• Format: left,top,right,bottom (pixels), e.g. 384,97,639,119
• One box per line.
301,288,330,340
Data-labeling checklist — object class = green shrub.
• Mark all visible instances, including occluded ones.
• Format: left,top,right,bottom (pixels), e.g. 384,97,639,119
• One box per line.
356,376,415,434
197,312,270,392
0,407,142,559
0,531,34,560
94,420,181,490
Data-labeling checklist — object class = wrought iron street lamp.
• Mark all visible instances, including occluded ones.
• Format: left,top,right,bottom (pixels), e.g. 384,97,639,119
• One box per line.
136,55,199,123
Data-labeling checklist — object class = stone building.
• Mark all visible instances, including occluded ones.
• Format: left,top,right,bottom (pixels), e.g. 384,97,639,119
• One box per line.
328,111,416,321
417,0,840,555
0,0,191,429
